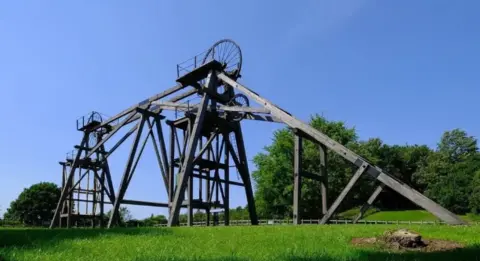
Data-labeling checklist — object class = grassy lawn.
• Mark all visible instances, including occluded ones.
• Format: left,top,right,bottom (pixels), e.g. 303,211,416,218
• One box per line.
364,210,440,221
1,225,479,261
337,209,480,223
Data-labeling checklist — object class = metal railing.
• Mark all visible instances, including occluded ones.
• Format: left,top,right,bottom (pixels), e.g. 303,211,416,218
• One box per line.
176,49,212,79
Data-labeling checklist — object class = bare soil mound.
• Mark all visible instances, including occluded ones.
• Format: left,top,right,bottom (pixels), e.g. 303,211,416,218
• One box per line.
351,229,463,252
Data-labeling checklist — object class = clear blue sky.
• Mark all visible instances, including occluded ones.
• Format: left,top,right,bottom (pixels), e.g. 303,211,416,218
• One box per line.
1,0,479,219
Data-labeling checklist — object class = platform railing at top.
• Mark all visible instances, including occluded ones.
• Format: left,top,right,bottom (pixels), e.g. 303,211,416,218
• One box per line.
176,48,213,79
66,150,77,161
75,111,120,131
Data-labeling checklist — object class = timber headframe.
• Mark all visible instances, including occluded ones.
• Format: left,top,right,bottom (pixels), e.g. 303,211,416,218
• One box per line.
51,39,465,228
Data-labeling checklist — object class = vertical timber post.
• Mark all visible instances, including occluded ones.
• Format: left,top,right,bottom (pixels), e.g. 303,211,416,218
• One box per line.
99,168,106,228
319,144,328,215
206,147,211,226
187,118,194,227
293,135,302,225
224,134,230,226
60,164,66,228
67,168,73,228
168,124,175,216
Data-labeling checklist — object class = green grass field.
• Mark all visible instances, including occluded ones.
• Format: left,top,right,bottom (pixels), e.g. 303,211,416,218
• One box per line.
337,209,480,223
1,225,479,261
364,210,440,221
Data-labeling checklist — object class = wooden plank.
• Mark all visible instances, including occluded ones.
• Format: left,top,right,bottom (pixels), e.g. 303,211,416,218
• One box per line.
319,144,328,215
293,135,302,225
353,184,384,223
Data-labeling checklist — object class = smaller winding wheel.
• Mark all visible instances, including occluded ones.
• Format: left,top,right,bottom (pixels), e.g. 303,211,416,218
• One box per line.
227,93,250,122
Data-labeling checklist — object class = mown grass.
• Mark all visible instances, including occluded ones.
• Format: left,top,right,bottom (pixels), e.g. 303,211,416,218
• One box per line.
336,207,379,220
363,210,440,221
337,209,480,223
1,225,479,261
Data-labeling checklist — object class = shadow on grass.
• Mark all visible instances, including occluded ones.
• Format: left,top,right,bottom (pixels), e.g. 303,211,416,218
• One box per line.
352,246,480,261
0,227,172,248
129,246,480,261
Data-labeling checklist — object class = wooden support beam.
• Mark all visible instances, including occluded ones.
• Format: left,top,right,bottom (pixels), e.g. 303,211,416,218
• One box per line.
147,118,168,190
95,83,187,130
168,124,175,214
108,115,147,228
121,199,169,208
154,117,170,186
293,135,302,225
50,133,89,228
228,125,259,225
353,184,384,223
320,163,368,224
319,144,328,215
167,72,214,227
224,134,230,226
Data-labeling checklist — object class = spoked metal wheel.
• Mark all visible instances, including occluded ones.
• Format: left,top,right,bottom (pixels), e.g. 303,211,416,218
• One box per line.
227,93,250,122
202,39,242,79
201,39,242,95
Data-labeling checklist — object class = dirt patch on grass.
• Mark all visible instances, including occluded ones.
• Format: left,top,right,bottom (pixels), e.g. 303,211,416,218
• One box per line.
351,229,464,252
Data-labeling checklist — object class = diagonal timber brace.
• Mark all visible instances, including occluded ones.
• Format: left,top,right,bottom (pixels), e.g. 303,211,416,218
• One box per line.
320,163,368,224
218,72,465,225
108,114,147,228
227,124,259,225
50,133,89,228
167,71,215,226
353,184,384,223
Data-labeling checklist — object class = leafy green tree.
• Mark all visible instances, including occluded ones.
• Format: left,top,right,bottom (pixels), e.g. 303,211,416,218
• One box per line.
252,114,358,219
4,182,61,226
469,170,480,214
229,206,250,220
251,115,476,219
143,214,168,226
414,129,480,214
104,206,133,225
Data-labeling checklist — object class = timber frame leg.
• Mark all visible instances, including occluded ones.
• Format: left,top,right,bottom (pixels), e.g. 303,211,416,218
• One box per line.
108,114,147,227
167,71,215,226
319,144,328,215
293,135,302,225
230,125,258,225
353,184,384,223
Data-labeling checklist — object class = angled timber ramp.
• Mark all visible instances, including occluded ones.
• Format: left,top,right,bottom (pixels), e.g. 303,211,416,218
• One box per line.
215,74,465,225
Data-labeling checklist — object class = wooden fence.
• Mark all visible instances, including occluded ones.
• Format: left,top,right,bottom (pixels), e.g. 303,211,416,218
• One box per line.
153,219,479,227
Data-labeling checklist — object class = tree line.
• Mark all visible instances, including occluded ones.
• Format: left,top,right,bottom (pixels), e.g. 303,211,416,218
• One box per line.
3,114,479,225
252,114,480,219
